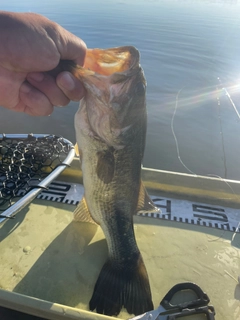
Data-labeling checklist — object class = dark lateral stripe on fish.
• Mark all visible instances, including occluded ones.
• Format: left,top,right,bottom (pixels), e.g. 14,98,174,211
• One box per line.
89,253,153,316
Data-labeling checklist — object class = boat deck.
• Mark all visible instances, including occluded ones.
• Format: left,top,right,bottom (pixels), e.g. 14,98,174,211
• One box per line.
0,160,239,320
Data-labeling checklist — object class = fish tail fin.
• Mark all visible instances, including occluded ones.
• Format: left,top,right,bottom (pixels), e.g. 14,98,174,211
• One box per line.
89,253,153,316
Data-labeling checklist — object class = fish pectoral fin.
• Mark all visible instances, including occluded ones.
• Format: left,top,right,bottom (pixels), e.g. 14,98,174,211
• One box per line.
137,182,160,214
73,196,98,225
96,149,115,184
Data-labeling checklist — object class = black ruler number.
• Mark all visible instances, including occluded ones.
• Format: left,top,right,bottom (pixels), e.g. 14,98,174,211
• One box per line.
41,182,72,201
192,204,228,223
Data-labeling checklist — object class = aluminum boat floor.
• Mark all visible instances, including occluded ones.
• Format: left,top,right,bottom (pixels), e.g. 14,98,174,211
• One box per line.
0,199,239,320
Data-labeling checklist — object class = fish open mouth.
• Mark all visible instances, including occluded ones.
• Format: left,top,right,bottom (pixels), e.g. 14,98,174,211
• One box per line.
48,46,140,80
82,46,140,76
68,46,140,79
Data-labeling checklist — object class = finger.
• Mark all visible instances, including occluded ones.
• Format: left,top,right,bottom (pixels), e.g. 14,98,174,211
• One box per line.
27,72,70,106
56,71,85,101
18,82,54,116
56,27,87,66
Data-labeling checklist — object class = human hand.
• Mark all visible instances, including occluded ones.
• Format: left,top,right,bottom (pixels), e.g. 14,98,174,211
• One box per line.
0,11,86,116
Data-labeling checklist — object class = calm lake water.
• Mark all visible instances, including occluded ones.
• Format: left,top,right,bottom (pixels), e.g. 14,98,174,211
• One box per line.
1,0,240,179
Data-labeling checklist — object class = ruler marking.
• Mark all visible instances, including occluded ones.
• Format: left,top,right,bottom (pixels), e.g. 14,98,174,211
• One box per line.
31,181,240,233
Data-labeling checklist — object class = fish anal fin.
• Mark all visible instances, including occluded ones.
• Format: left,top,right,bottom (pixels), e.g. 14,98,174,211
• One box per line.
73,196,98,225
96,149,115,184
137,182,160,214
89,253,153,316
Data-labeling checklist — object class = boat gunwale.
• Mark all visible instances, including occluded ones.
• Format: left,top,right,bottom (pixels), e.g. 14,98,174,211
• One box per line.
61,157,240,209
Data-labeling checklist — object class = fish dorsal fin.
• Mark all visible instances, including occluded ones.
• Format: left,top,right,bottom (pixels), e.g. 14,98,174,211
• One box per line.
137,182,160,214
74,196,98,225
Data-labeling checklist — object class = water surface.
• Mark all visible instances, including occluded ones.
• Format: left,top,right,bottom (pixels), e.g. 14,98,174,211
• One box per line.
1,0,240,179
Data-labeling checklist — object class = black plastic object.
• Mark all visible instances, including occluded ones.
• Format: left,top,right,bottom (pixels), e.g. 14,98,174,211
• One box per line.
159,282,215,320
167,305,215,320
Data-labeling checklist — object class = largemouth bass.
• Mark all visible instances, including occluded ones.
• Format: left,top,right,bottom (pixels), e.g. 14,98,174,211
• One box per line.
64,46,159,316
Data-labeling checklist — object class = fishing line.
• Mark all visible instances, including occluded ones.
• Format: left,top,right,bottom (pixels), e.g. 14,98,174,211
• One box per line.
207,173,237,199
171,79,240,209
206,172,240,244
217,77,240,121
212,88,240,229
171,80,240,211
171,86,197,176
232,221,240,242
215,82,227,179
170,9,240,181
195,15,240,181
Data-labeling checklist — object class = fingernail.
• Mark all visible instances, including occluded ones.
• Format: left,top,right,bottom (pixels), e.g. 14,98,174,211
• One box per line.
27,72,44,82
58,73,75,91
20,82,31,93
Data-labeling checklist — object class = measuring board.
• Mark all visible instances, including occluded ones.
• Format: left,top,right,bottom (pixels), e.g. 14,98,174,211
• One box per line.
34,181,240,233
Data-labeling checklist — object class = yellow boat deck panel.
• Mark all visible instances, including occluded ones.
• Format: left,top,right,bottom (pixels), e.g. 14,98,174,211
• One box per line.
0,159,239,320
